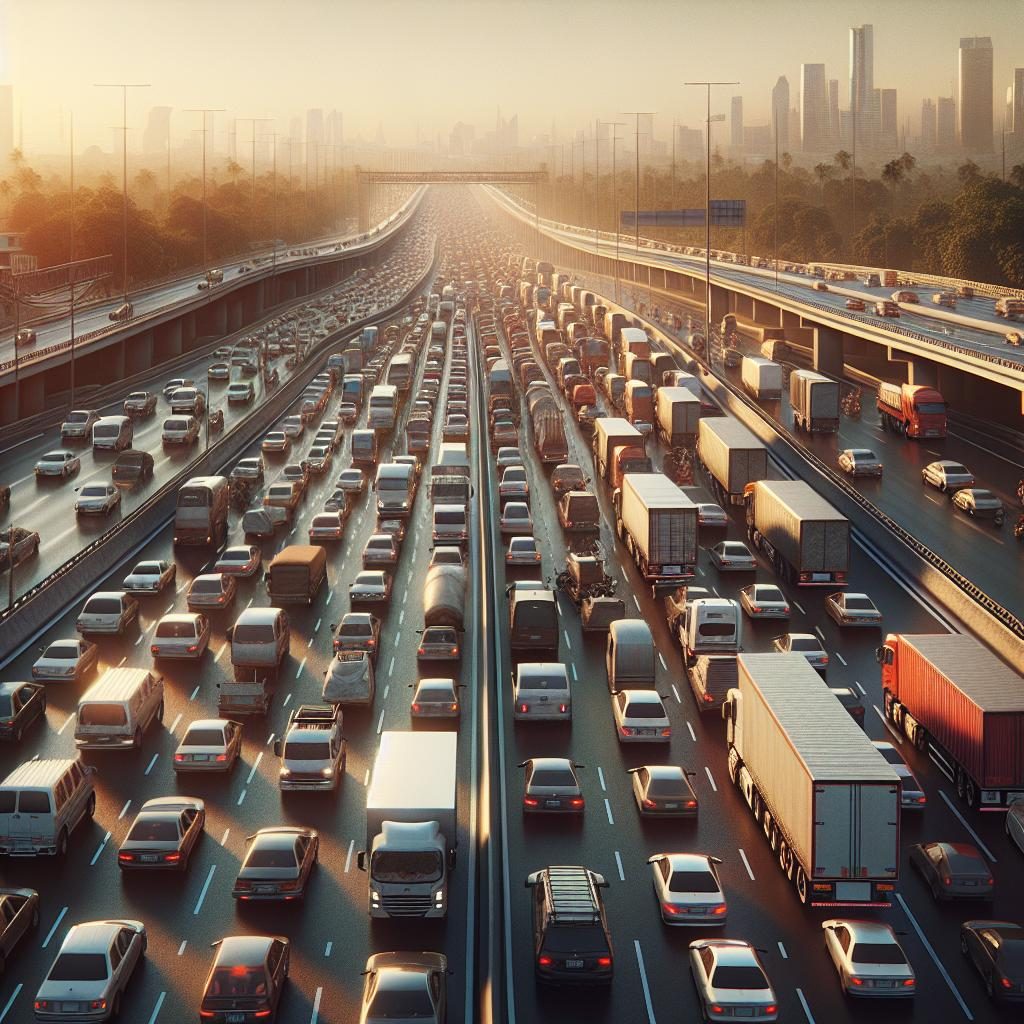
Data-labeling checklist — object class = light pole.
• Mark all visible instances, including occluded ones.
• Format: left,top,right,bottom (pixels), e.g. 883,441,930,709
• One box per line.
185,108,224,278
95,83,150,304
774,102,780,291
623,112,655,258
237,117,273,242
685,82,737,344
69,112,77,408
605,121,626,302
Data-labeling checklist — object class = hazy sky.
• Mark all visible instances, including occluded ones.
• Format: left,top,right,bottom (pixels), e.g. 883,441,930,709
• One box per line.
4,0,1024,153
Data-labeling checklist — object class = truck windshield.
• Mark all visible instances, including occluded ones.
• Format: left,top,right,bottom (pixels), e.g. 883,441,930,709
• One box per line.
284,741,331,761
177,487,212,507
371,850,443,883
915,402,946,414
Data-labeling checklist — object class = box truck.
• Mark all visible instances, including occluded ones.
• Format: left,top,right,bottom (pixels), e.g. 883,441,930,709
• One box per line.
655,387,702,448
876,382,947,439
592,418,650,486
790,370,840,433
613,474,698,584
740,356,783,400
723,653,901,906
878,633,1024,809
697,418,768,506
357,731,457,918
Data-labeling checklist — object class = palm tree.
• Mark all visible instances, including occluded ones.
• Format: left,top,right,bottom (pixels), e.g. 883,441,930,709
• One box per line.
898,151,917,176
8,147,23,170
813,163,834,203
1010,163,1024,190
833,150,852,173
781,152,793,171
226,160,245,186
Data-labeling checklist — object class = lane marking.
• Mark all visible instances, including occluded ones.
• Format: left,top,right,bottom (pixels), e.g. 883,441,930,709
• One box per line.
236,788,247,806
376,709,385,734
246,751,264,784
189,685,200,700
896,892,974,1019
90,831,111,866
939,790,996,862
658,653,667,671
570,663,578,681
177,941,187,956
309,986,323,1024
563,629,572,650
796,988,816,1024
146,992,166,1024
604,798,615,825
793,600,806,615
213,643,226,663
597,766,606,792
118,800,132,820
738,848,755,880
614,850,626,881
633,595,641,611
314,617,321,632
0,984,23,1024
326,589,334,605
835,652,847,666
266,732,275,746
388,655,395,675
345,838,355,872
282,693,292,706
134,633,145,646
778,941,788,959
398,608,405,625
704,766,718,792
307,636,314,648
57,714,75,735
117,656,127,666
363,768,370,786
193,865,216,914
854,681,866,696
325,941,333,956
144,753,159,776
219,828,230,846
633,940,657,1024
295,657,307,678
169,713,182,734
670,684,682,704
686,720,697,741
697,566,705,576
0,432,43,454
42,906,68,948
813,625,825,640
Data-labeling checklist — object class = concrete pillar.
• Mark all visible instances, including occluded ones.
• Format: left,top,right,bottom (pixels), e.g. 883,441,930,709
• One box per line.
906,355,939,387
708,283,730,325
752,299,782,326
812,326,845,377
0,383,15,426
212,301,228,336
157,319,182,360
734,293,754,319
125,329,154,377
181,312,196,347
242,284,261,322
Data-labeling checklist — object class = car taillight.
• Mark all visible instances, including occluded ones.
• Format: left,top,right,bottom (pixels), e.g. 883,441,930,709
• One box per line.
279,881,298,891
215,753,227,762
412,703,421,713
685,799,697,809
451,647,459,656
943,876,952,886
537,955,553,966
559,704,568,714
367,638,376,647
987,877,995,886
1000,976,1012,989
254,1011,272,1020
783,607,790,614
449,703,458,712
523,797,539,807
751,606,761,613
118,852,135,862
820,655,829,665
702,692,714,703
164,852,181,863
711,903,727,915
642,798,657,809
199,1012,216,1020
174,753,185,762
150,645,160,656
620,726,634,736
187,644,198,653
89,1001,108,1010
417,647,425,656
569,798,584,808
764,1005,778,1014
916,796,927,804
596,956,612,968
519,704,529,713
850,977,864,986
661,727,672,737
903,978,916,988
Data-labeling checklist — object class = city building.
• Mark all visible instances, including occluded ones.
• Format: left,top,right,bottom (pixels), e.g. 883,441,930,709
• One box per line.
635,112,654,157
958,37,993,152
849,23,879,147
1008,67,1024,141
675,125,704,160
827,79,840,145
730,95,743,150
880,88,898,151
743,124,771,154
800,63,829,152
449,121,475,157
937,96,957,152
771,76,789,152
0,85,12,167
921,98,937,151
142,106,171,156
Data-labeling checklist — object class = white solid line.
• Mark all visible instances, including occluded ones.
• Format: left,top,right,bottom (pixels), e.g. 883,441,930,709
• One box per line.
604,798,614,825
324,941,333,957
144,753,159,776
704,766,718,792
309,986,323,1024
177,941,187,956
835,652,847,666
570,663,578,681
90,831,111,866
344,839,355,872
189,685,200,700
42,906,68,948
778,941,788,959
855,681,866,696
314,617,321,632
146,992,166,1024
169,713,182,734
633,940,657,1024
671,684,682,704
614,851,625,881
118,800,132,820
658,653,667,671
686,720,697,741
282,693,292,706
597,766,606,792
896,893,974,1020
796,988,817,1024
376,709,385,734
246,751,263,784
738,848,756,880
236,788,247,806
939,790,996,862
193,865,216,915
214,643,226,663
793,600,806,615
295,657,307,678
0,984,23,1024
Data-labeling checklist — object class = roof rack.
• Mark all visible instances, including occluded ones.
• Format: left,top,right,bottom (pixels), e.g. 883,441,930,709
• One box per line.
543,866,601,924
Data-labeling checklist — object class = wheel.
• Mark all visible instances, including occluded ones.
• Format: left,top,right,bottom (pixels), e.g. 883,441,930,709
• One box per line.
795,866,809,904
779,842,794,879
85,793,96,819
914,725,927,752
964,777,977,808
57,829,69,857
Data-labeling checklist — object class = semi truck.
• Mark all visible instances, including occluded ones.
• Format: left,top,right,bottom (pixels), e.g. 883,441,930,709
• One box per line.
878,633,1024,809
613,473,698,584
655,387,701,448
744,479,849,586
697,418,768,506
619,326,651,360
740,356,783,400
357,731,458,918
723,653,901,906
592,418,651,487
876,382,947,439
789,370,840,433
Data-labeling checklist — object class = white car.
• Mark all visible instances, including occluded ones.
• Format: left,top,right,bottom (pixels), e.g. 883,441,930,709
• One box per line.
708,540,756,571
689,939,778,1021
337,468,366,493
499,466,530,501
75,483,121,516
214,545,262,577
825,591,882,627
34,450,80,478
75,591,139,636
309,512,346,542
230,456,264,482
410,678,461,718
169,387,205,416
173,718,242,773
261,431,291,454
281,415,305,439
695,503,728,528
186,573,237,611
649,852,727,925
227,381,255,403
499,501,533,535
162,416,200,445
838,448,883,478
207,362,230,380
738,583,790,620
506,536,542,566
122,559,176,594
821,919,915,997
150,613,211,660
32,638,98,681
921,460,974,493
349,570,392,604
495,447,524,470
611,689,671,742
772,632,828,670
303,446,333,474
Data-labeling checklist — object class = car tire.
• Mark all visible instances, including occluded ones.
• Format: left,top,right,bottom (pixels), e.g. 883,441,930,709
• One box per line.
57,828,69,857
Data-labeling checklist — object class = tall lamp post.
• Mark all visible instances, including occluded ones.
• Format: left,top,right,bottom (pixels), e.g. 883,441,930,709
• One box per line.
685,82,737,344
624,111,655,308
237,117,274,243
605,121,626,302
185,108,224,279
94,83,150,305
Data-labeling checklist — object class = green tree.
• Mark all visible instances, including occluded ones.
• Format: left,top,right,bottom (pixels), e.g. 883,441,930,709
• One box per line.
813,163,834,203
833,150,852,173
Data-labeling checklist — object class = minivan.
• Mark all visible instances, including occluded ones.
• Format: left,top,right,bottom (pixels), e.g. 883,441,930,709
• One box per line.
0,757,96,856
374,463,415,518
606,620,656,691
91,415,134,452
508,581,558,653
74,668,164,750
432,504,469,545
228,607,290,682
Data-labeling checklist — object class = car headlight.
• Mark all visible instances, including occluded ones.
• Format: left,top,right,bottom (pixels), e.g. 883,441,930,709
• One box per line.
321,767,334,776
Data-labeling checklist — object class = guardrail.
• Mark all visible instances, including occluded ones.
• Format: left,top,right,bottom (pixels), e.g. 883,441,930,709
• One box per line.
0,246,439,665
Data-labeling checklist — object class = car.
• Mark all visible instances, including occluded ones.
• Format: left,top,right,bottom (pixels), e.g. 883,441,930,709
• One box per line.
32,637,98,681
332,612,381,659
232,826,319,902
313,429,339,453
230,456,265,483
123,391,158,418
60,409,101,442
442,414,469,442
74,483,121,516
207,362,231,381
499,466,530,502
227,381,255,403
323,489,350,515
15,327,36,347
737,583,790,620
186,572,237,611
500,501,533,535
33,919,146,1023
0,887,39,973
75,591,139,636
825,591,881,627
336,401,357,424
689,939,778,1022
162,378,195,400
909,841,993,900
772,632,828,671
303,445,333,475
708,540,756,571
199,935,290,1022
362,533,398,567
161,415,200,445
34,450,80,478
117,796,206,871
0,682,46,742
960,920,1024,1002
0,526,40,571
410,677,462,718
506,535,542,567
377,518,407,545
281,415,305,439
111,449,154,485
1006,331,1023,347
417,625,461,662
349,570,392,604
628,765,698,816
429,545,466,568
169,386,206,416
611,689,671,742
952,488,1003,521
649,853,726,925
495,447,523,470
358,952,448,1024
723,347,743,368
492,419,518,448
870,741,926,809
393,453,422,480
845,297,866,311
1008,801,1024,855
173,719,242,772
921,460,975,493
337,468,366,493
875,300,900,317
821,919,916,997
261,431,291,455
150,612,211,660
695,502,728,528
214,544,262,577
122,559,176,594
520,757,584,812
838,448,883,477
308,511,345,542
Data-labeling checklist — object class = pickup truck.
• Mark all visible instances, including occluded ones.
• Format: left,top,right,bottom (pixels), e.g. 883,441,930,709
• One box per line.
273,704,347,792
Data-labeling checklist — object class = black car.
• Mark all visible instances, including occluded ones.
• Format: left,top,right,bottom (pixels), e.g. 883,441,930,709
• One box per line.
0,887,39,969
961,920,1024,1001
112,449,155,485
0,682,46,742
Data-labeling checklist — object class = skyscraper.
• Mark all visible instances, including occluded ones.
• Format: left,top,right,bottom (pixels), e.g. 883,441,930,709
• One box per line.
937,96,957,152
849,24,878,146
142,106,171,156
730,96,743,149
0,85,13,165
1008,68,1024,139
800,63,829,152
827,79,840,145
921,99,937,150
880,88,897,151
771,76,789,152
958,37,993,151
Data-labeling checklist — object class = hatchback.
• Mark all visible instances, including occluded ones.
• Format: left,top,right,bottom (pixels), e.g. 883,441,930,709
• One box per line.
173,719,242,773
417,625,460,662
199,935,290,1022
649,853,727,925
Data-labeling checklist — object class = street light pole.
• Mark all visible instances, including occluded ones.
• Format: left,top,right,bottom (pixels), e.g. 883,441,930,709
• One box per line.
623,112,655,259
185,109,224,279
605,121,626,302
95,83,150,304
774,102,780,292
237,117,273,243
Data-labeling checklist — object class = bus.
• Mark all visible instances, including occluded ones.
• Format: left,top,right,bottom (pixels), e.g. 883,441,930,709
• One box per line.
386,353,415,394
368,384,398,432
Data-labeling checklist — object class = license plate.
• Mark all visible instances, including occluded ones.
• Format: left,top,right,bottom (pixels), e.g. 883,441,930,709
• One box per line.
140,854,159,863
638,727,656,736
874,980,894,988
664,802,679,809
192,754,210,762
227,1014,246,1023
664,565,681,574
255,885,275,894
60,1004,81,1012
565,959,584,969
735,1010,753,1018
545,800,562,809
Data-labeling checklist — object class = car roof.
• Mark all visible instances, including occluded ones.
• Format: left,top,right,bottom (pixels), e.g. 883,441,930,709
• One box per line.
661,852,715,871
215,935,276,966
825,919,897,942
528,756,574,772
234,607,281,625
63,920,122,952
699,939,758,965
643,764,685,781
341,612,375,625
622,690,664,705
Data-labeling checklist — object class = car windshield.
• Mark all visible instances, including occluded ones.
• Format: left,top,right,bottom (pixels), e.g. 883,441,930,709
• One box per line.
368,982,434,1018
127,818,179,842
247,845,297,868
711,964,768,989
625,702,664,719
49,953,108,981
222,550,251,563
156,620,197,639
66,412,88,423
669,870,718,893
518,673,565,691
184,728,224,746
722,544,747,555
40,453,65,463
944,464,968,475
79,703,127,726
192,579,222,593
788,638,820,651
371,850,443,883
80,486,109,498
917,402,945,414
755,587,783,601
284,741,331,760
43,644,77,660
83,598,121,614
851,942,906,964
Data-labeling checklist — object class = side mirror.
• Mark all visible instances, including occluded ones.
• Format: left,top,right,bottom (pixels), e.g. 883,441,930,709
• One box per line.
356,851,366,872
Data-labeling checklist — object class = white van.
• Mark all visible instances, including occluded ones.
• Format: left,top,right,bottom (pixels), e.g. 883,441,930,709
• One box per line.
74,668,164,750
374,463,415,518
0,757,96,856
92,415,134,452
432,504,469,545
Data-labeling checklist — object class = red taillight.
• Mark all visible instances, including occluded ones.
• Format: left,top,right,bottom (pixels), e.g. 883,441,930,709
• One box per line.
89,1001,108,1011
987,877,995,886
200,1013,216,1020
943,876,952,886
662,902,679,915
684,799,697,808
215,753,227,762
850,978,864,987
559,704,568,714
903,979,917,988
783,607,790,614
523,797,539,807
412,703,421,713
174,753,185,762
449,703,458,712
187,644,198,653
642,798,657,809
916,796,927,804
661,727,672,737
451,647,459,656
366,638,376,647
702,692,714,703
254,1010,272,1019
164,852,181,863
519,704,529,713
751,606,761,613
711,903,727,916
1001,976,1012,990
234,880,251,890
596,957,612,967
620,726,634,736
150,645,159,656
709,1006,725,1016
118,852,135,862
417,647,425,656
538,955,553,966
764,1005,778,1014
569,798,584,808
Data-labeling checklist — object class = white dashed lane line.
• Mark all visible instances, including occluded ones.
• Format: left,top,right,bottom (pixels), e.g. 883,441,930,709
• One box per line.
738,848,755,880
704,766,718,792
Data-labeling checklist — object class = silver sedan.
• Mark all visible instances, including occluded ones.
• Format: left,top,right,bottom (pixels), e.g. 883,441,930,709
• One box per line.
708,541,756,572
838,448,883,478
738,584,790,620
825,591,882,627
74,483,121,515
689,939,778,1021
821,919,915,997
34,450,80,478
32,639,98,681
649,853,727,925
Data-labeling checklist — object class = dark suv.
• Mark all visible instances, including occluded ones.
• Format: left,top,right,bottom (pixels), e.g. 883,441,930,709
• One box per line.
526,865,613,985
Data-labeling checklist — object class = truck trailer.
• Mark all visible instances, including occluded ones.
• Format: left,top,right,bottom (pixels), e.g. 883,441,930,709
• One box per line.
592,418,649,486
878,633,1024,809
655,387,702,448
724,653,901,906
697,418,768,506
740,356,783,400
613,473,698,584
789,370,840,433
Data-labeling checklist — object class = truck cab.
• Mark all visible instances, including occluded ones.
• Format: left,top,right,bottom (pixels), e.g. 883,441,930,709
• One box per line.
273,704,346,792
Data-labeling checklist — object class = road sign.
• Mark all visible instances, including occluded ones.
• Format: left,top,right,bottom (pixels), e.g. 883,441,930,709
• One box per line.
620,200,746,229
